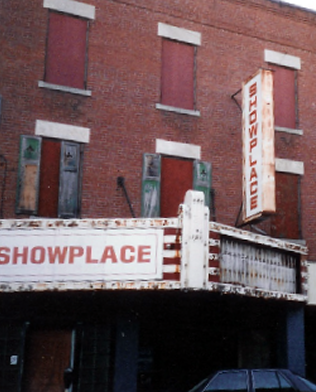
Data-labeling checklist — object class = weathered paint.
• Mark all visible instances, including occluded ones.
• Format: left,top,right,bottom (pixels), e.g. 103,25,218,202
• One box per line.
0,228,164,282
45,12,87,89
270,64,296,129
0,280,182,293
208,221,307,300
16,136,42,215
207,282,306,302
220,237,297,293
141,153,161,218
161,39,195,110
209,221,307,255
0,217,180,229
242,69,275,223
0,191,307,301
193,160,212,207
180,190,209,289
307,263,316,305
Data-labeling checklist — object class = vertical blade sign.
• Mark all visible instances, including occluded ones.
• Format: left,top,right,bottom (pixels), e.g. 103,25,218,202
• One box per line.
242,69,275,223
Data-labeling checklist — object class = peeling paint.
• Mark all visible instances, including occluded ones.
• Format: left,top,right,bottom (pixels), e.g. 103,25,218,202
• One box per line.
207,282,306,302
209,221,307,255
0,205,307,301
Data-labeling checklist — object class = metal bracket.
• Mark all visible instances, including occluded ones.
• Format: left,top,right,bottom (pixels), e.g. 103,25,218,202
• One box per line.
0,155,7,219
231,88,242,112
117,176,136,218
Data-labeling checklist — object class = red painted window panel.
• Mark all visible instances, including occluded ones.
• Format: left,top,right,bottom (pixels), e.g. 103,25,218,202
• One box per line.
160,157,193,217
270,173,300,239
45,12,87,89
161,39,195,110
270,65,296,129
38,139,61,218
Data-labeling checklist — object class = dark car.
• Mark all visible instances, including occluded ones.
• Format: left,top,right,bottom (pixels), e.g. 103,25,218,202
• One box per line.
188,369,316,392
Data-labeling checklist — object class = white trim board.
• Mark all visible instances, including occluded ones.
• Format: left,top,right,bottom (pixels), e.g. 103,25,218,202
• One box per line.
264,49,301,70
35,120,90,143
38,81,92,97
275,126,303,136
43,0,95,19
155,103,200,117
156,139,201,159
275,158,304,175
158,23,201,46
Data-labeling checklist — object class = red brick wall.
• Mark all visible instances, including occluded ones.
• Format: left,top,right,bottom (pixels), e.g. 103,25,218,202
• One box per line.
1,0,316,257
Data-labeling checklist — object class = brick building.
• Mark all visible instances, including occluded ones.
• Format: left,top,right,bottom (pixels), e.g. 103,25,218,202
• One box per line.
1,0,316,391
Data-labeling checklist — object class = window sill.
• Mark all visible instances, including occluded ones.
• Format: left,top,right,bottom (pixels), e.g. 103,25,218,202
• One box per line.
156,103,200,117
38,81,92,97
275,126,303,136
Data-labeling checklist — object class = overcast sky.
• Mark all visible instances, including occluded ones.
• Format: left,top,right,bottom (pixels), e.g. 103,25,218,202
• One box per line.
280,0,316,11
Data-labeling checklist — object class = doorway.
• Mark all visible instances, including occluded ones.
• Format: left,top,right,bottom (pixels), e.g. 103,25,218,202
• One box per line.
22,328,74,392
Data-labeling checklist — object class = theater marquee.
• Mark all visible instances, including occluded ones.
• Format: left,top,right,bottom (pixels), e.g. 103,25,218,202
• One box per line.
242,69,275,223
0,229,163,282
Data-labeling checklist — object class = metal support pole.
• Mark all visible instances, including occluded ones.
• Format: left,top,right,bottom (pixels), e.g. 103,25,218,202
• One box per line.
117,176,136,218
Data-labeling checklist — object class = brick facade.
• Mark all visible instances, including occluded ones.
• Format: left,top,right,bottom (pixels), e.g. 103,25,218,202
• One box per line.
1,0,316,255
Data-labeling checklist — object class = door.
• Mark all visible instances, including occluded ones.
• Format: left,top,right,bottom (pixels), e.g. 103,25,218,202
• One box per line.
22,328,74,392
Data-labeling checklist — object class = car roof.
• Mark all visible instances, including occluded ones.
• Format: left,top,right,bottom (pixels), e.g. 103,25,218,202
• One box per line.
211,369,315,388
191,369,316,392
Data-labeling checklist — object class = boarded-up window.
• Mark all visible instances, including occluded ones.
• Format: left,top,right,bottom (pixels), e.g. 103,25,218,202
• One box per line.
160,157,193,217
270,172,300,239
270,65,296,129
45,12,88,89
16,136,82,218
161,39,195,110
38,139,61,217
141,153,211,218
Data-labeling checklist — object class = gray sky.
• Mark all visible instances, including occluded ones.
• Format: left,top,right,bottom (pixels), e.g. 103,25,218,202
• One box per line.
280,0,316,11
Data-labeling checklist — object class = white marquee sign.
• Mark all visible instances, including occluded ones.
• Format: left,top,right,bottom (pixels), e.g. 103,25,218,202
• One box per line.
0,229,163,282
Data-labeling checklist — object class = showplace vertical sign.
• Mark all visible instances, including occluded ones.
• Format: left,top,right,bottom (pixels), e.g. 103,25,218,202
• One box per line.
242,69,276,223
